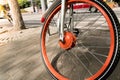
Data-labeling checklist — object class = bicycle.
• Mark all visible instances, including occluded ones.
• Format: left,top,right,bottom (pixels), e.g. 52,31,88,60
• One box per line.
40,0,120,80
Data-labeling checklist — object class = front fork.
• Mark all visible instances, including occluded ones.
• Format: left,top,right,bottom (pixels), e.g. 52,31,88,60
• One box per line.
59,0,66,41
59,0,74,41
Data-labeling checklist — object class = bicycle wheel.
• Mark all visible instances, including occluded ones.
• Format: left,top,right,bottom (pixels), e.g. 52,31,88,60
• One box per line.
40,0,120,80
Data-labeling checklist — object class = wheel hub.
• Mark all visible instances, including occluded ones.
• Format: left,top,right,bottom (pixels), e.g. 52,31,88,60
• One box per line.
59,32,76,50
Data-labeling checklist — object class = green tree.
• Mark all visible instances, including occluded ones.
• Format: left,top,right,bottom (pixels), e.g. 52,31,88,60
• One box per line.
35,0,41,7
18,0,28,8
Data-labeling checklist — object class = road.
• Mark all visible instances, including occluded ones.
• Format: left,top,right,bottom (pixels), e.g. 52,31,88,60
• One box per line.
0,7,120,80
0,13,42,28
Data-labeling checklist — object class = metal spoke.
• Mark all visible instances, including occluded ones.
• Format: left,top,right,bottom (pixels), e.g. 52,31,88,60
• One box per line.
67,50,93,76
92,52,107,58
77,42,104,65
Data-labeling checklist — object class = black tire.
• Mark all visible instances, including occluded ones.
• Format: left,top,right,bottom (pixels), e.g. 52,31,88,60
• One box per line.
40,0,120,80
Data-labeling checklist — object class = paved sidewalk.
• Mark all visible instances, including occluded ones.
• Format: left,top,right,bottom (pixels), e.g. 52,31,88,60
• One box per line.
0,27,41,46
0,28,52,80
